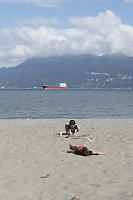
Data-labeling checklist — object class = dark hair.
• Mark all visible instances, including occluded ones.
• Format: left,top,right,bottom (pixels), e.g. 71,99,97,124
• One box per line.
69,120,75,125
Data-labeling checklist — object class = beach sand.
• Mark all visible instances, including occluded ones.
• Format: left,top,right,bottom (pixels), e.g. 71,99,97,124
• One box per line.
0,119,133,200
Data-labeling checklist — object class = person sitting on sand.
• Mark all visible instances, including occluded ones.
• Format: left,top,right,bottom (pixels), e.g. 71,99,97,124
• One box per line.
64,143,108,156
65,120,80,136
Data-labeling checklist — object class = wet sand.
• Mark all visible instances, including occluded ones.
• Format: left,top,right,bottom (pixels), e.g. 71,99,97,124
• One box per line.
0,119,133,200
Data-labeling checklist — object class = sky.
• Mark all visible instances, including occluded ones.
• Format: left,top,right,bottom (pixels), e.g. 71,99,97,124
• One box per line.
0,0,133,68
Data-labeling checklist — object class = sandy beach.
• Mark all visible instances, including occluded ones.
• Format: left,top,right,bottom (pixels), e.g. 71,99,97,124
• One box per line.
0,119,133,200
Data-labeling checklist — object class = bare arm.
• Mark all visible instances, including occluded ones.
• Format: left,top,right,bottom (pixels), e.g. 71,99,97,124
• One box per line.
63,150,75,153
73,126,80,136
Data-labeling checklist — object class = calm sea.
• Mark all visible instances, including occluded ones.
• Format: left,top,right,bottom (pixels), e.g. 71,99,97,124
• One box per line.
0,89,133,119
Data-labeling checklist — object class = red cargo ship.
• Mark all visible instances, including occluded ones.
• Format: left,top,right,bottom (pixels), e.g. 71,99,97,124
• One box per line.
42,82,67,90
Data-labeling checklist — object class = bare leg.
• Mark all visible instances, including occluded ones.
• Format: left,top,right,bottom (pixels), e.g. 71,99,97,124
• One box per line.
77,127,80,132
72,126,80,136
92,151,108,155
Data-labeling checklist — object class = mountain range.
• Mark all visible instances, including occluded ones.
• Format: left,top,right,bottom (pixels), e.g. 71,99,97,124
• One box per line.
0,54,133,89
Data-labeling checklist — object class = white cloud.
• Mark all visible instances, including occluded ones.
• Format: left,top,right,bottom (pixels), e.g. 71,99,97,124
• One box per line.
69,11,121,30
1,10,133,67
0,0,68,7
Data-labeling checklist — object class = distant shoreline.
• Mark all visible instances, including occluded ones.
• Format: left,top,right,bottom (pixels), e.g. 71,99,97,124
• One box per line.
0,87,133,90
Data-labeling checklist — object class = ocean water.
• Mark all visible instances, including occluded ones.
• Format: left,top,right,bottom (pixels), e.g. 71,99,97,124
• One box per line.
0,89,133,119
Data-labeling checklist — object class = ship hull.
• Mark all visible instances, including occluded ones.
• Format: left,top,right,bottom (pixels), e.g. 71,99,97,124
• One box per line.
42,86,67,90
